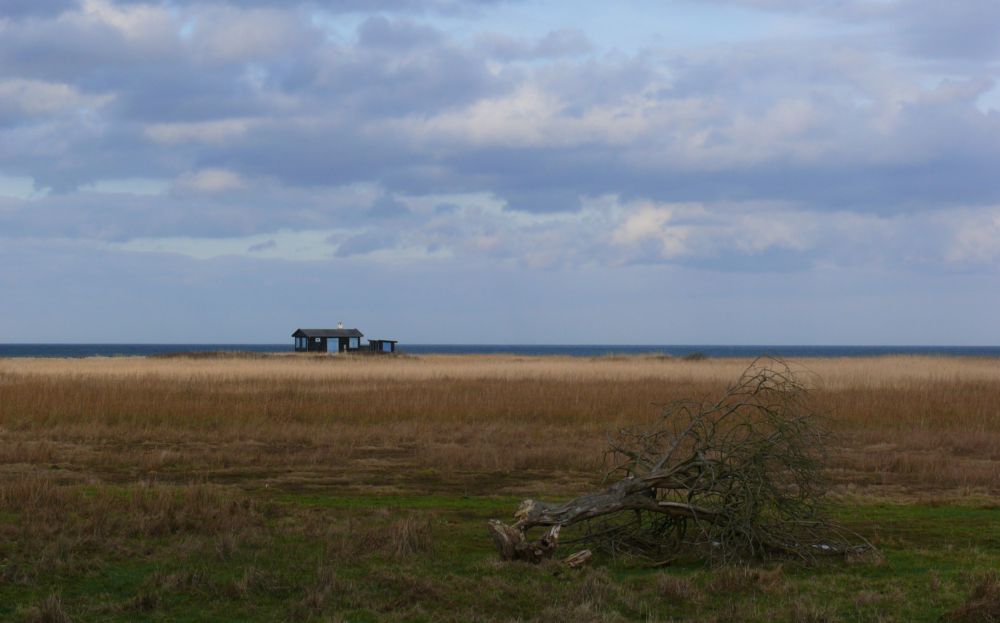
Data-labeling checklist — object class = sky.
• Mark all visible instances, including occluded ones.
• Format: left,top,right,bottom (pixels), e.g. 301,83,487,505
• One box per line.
1,0,999,345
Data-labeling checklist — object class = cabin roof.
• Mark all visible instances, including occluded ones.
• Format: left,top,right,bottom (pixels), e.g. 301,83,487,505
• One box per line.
292,328,364,338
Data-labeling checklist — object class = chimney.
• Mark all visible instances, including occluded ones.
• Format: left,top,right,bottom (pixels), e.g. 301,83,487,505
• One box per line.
337,321,344,329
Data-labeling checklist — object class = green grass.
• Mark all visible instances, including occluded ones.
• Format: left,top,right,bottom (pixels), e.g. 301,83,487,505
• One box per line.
2,487,998,622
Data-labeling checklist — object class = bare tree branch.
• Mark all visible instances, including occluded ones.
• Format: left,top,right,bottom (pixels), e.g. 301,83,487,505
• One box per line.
489,357,874,564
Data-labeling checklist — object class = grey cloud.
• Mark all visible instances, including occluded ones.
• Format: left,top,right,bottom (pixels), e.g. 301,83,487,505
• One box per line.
247,239,277,252
2,0,999,346
501,188,582,213
706,0,1000,60
158,0,510,11
0,8,505,189
0,0,76,19
367,195,410,219
0,0,998,257
478,29,592,60
332,230,399,256
0,7,181,83
357,15,444,50
312,21,505,116
896,0,1000,60
0,180,376,241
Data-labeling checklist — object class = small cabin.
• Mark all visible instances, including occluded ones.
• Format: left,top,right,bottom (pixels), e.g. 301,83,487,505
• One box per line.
368,339,398,354
292,327,364,353
292,326,399,354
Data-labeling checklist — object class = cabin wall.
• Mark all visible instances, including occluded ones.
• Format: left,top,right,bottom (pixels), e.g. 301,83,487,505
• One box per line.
325,337,362,353
292,331,366,353
367,340,397,354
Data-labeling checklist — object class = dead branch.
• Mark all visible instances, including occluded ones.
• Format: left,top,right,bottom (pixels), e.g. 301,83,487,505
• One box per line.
487,521,560,564
489,357,872,564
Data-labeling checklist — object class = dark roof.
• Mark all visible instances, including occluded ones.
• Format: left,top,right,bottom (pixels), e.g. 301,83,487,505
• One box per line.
369,339,398,343
292,328,363,338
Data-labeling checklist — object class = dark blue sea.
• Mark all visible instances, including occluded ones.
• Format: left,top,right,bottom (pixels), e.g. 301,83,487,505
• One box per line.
1,344,999,358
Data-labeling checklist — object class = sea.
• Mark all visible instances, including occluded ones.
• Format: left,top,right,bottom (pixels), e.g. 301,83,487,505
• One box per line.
1,344,999,358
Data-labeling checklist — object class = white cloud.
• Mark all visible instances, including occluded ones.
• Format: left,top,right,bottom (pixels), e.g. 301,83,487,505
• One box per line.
611,199,821,263
188,6,313,63
946,208,1000,264
0,79,113,116
612,203,691,258
144,119,253,145
394,82,674,149
0,174,40,199
174,168,247,193
77,0,176,47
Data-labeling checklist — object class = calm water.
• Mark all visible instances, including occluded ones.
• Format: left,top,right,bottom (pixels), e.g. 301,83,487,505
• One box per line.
1,343,999,358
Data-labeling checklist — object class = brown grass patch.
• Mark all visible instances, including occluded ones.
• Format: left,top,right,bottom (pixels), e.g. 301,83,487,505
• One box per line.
1,354,1000,495
0,476,267,583
944,572,1000,622
320,514,434,561
705,565,786,595
18,594,72,623
657,573,699,602
297,565,357,616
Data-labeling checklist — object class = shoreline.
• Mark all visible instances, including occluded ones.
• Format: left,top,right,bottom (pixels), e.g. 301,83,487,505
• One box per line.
3,343,1000,359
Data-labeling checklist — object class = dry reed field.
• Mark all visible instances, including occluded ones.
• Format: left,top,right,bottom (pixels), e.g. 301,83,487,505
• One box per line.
4,353,1000,622
2,353,1000,494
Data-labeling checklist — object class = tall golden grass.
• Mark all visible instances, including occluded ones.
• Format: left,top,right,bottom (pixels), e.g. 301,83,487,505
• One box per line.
2,354,1000,493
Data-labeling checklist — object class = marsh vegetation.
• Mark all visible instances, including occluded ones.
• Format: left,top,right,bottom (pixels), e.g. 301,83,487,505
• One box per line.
2,354,1000,621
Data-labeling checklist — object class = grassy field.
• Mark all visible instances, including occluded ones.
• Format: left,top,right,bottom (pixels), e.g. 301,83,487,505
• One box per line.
2,353,1000,621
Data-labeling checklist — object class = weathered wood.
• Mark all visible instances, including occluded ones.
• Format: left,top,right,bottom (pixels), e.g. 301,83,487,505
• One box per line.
489,483,724,563
563,549,592,568
488,521,560,563
511,478,723,531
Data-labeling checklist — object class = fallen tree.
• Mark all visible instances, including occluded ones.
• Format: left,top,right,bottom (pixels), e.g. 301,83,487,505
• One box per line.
489,358,871,564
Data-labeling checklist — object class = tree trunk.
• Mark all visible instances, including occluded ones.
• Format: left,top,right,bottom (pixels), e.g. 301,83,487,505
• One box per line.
511,477,722,530
487,521,560,563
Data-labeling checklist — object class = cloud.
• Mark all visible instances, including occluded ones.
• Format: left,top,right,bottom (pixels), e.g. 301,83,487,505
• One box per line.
186,5,321,63
477,29,592,60
6,232,1000,345
247,239,276,253
333,230,399,257
367,195,411,218
945,208,1000,265
611,201,815,267
1,0,999,345
174,168,247,193
0,0,76,18
612,204,690,258
143,119,254,145
0,78,113,121
705,0,1000,60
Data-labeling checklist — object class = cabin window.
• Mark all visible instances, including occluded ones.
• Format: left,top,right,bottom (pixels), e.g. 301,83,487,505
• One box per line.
348,337,359,349
382,342,392,352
